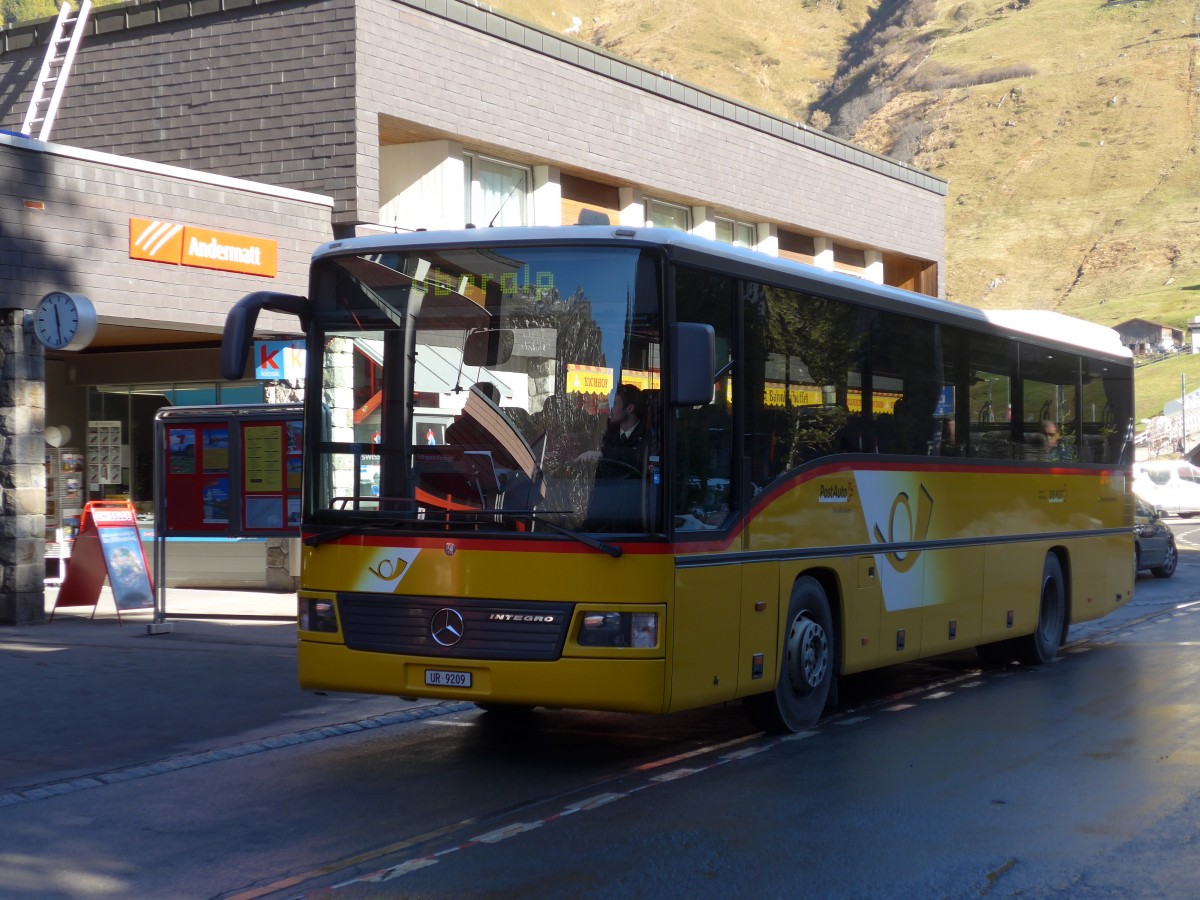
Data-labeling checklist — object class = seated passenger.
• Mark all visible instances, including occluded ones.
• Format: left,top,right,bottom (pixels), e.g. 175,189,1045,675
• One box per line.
1043,420,1069,461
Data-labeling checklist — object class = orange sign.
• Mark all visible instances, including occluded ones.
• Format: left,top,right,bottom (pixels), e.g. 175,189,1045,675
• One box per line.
130,218,278,277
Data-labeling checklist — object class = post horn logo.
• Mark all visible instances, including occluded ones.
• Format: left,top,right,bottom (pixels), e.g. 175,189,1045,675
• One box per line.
872,484,933,573
368,557,408,581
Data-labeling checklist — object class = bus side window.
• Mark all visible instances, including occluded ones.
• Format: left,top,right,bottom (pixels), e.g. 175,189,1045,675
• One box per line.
743,282,864,487
966,334,1015,460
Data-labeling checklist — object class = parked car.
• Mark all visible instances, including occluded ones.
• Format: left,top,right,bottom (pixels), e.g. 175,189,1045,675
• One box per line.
1134,497,1178,578
1132,459,1200,517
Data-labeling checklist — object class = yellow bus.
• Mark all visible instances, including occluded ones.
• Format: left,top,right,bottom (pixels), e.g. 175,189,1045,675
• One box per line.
221,226,1135,733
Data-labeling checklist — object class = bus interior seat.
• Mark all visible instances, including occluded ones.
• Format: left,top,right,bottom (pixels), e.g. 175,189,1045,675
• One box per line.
974,430,1013,459
1080,434,1106,463
1022,432,1048,460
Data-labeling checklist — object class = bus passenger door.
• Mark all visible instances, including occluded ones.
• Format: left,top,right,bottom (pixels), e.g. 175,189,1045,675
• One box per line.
670,565,740,711
669,265,742,711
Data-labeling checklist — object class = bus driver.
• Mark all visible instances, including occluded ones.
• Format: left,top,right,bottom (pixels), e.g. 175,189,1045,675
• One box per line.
578,383,647,477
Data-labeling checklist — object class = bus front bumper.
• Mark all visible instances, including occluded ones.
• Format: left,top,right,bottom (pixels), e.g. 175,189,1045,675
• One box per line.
298,640,669,714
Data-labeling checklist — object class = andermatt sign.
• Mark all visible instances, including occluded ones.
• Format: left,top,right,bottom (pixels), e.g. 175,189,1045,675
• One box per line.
129,217,278,277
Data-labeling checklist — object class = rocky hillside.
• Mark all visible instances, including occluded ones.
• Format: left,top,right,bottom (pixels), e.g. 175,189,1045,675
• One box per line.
489,0,1200,337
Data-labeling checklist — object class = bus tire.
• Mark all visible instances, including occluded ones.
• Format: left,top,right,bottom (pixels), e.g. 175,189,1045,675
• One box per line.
1016,554,1066,665
744,576,835,734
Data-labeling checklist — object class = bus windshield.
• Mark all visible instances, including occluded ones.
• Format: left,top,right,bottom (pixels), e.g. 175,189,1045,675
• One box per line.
308,243,663,536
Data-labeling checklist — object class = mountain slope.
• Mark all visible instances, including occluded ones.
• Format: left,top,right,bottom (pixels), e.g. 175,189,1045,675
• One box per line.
488,0,1200,338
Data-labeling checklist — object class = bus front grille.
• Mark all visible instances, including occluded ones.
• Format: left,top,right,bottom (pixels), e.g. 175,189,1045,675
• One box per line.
337,595,574,661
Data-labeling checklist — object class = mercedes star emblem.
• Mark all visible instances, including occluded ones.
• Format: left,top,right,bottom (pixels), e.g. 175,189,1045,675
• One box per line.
431,607,465,647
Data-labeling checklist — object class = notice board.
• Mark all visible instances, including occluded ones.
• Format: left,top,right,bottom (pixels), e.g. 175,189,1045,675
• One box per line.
157,404,303,537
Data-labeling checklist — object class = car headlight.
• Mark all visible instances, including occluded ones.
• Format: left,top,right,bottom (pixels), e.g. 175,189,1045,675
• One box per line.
578,611,658,648
299,599,338,633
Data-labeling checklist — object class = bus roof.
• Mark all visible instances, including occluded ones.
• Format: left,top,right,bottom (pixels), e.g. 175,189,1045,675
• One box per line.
315,226,1132,364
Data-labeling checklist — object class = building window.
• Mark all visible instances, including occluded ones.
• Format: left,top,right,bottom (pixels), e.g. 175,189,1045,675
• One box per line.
464,153,531,227
646,199,692,232
715,217,755,248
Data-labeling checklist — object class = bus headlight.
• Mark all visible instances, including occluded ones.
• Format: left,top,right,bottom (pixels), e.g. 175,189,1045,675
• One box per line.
578,611,658,648
300,599,338,633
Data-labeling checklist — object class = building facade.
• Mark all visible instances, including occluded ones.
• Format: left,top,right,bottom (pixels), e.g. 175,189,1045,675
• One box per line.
0,0,947,623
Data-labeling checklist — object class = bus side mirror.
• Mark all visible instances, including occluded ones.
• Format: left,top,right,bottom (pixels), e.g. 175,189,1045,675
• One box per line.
463,328,514,367
669,322,715,407
220,292,310,380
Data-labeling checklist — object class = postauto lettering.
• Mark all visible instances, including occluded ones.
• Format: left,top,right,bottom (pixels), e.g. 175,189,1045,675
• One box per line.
818,482,854,503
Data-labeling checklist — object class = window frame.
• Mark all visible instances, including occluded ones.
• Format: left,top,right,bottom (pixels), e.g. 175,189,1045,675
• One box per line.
646,198,693,232
463,151,532,228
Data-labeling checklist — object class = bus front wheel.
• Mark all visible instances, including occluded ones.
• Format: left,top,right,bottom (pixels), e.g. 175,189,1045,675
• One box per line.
1016,554,1067,665
744,576,835,734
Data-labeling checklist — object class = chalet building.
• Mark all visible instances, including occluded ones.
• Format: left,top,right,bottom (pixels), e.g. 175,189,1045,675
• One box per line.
0,0,947,623
1113,318,1184,355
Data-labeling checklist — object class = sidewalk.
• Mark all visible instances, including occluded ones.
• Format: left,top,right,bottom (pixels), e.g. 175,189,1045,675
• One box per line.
0,586,429,796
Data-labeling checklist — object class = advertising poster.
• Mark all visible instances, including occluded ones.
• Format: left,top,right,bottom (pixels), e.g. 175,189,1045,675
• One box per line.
52,501,154,620
168,428,196,474
286,421,303,453
286,456,302,491
100,524,155,610
203,427,230,472
202,476,231,524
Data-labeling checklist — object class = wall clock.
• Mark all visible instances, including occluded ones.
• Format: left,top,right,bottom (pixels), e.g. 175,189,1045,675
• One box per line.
34,291,98,351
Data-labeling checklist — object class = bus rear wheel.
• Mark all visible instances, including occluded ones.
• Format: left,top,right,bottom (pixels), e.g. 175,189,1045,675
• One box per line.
744,576,835,734
1016,554,1066,665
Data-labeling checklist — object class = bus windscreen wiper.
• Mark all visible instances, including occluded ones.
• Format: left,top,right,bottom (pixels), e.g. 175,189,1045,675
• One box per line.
490,509,623,558
413,507,624,558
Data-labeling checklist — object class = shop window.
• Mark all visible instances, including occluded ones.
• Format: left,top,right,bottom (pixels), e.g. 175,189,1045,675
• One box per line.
167,386,218,405
84,381,264,510
464,153,530,227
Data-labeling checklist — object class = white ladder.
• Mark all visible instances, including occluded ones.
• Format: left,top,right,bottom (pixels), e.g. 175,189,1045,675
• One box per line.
20,0,92,141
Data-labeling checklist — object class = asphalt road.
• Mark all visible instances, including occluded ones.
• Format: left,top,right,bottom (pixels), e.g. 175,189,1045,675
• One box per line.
2,531,1199,899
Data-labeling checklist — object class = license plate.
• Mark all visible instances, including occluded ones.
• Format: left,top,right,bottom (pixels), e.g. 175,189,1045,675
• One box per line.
425,668,472,688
